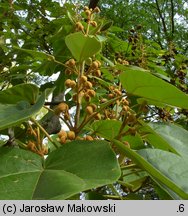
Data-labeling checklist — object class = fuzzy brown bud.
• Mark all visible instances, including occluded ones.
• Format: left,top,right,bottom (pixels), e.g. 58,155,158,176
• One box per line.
84,94,91,102
80,75,87,83
87,89,96,97
86,105,94,115
94,69,101,77
122,105,129,112
76,22,84,31
94,7,100,13
96,60,101,67
55,103,69,114
114,89,122,96
65,79,76,88
90,103,97,111
60,136,67,144
58,130,67,139
108,93,115,99
122,98,129,106
84,6,89,11
85,135,94,140
68,59,76,67
84,81,93,89
67,131,76,140
91,61,99,69
95,113,101,120
85,9,91,17
65,68,73,75
90,21,98,27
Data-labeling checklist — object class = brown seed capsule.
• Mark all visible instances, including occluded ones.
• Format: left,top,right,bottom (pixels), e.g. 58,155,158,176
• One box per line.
65,68,73,75
122,60,129,65
86,105,94,115
122,105,129,112
85,9,91,17
76,22,84,31
54,103,69,114
76,136,84,140
68,59,76,67
84,81,93,89
85,135,94,141
65,79,76,88
91,61,99,69
94,7,100,13
67,131,76,140
90,21,97,27
80,75,87,83
109,86,115,91
114,89,122,96
84,6,89,11
70,80,76,88
94,69,101,77
96,60,101,67
58,130,67,139
90,103,97,111
65,79,73,88
122,98,129,106
84,93,91,102
95,113,101,120
108,93,115,99
87,89,96,97
60,136,67,144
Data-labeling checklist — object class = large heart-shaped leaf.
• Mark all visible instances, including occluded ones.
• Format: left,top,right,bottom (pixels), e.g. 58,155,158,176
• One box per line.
65,32,102,62
120,68,188,109
112,139,188,199
0,93,45,130
0,140,120,199
148,122,188,157
139,121,178,153
138,149,188,197
0,83,39,104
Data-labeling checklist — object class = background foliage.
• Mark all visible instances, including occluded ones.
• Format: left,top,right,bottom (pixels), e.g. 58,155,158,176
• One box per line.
0,0,188,200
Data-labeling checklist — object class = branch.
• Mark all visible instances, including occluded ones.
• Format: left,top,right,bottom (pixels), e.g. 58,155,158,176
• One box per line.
170,0,175,36
30,117,58,148
155,0,168,39
89,0,100,9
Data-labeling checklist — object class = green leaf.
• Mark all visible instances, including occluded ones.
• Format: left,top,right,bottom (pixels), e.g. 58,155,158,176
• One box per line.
0,92,45,130
123,134,144,150
138,149,188,197
0,148,43,199
120,68,188,109
13,46,52,61
0,141,120,199
0,84,39,104
100,21,113,32
91,120,122,140
149,122,188,157
65,32,102,62
85,191,107,200
139,121,178,153
112,139,188,199
121,169,148,192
